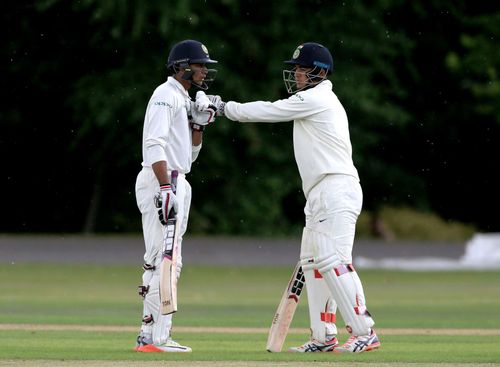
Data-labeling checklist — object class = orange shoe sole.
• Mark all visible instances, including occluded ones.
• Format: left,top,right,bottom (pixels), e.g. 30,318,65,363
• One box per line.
136,344,164,353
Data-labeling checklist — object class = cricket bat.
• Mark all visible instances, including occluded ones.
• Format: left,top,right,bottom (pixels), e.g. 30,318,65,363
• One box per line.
266,261,305,352
159,170,179,315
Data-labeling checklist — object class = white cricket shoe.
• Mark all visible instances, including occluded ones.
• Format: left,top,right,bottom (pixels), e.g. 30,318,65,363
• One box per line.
136,339,192,353
288,336,339,352
335,329,380,353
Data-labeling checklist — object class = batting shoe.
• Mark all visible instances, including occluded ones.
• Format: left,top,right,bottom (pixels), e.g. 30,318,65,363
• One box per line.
136,339,192,353
335,329,380,353
134,332,153,351
288,336,339,353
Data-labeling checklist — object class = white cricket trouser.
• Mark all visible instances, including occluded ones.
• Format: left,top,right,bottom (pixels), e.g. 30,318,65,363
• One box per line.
135,166,192,344
300,174,373,341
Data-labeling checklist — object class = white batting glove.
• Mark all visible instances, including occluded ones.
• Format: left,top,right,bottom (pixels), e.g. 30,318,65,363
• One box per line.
190,91,217,130
191,107,216,126
206,95,226,116
154,184,178,225
195,91,212,111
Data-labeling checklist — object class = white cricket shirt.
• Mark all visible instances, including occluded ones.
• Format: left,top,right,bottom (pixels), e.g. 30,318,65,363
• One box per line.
141,77,195,174
224,80,359,198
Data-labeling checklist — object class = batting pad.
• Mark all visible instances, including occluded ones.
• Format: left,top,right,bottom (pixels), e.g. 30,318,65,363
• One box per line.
143,270,173,344
320,267,374,336
301,262,338,342
302,227,374,336
300,228,337,342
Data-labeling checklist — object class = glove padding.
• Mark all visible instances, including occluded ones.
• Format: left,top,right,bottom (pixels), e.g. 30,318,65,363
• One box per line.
154,183,178,225
206,95,226,116
192,91,217,126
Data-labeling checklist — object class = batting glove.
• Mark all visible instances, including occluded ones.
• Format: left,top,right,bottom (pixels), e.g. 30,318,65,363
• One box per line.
190,91,217,130
206,94,226,116
154,184,178,225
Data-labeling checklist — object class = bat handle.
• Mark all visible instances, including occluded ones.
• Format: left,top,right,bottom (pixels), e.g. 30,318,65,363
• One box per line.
166,170,179,220
171,170,179,194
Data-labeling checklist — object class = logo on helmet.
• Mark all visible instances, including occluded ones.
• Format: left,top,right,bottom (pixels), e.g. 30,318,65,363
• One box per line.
292,45,303,59
313,61,330,69
201,44,209,55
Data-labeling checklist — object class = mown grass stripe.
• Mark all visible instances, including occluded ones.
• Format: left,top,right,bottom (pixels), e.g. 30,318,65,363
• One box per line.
1,324,499,335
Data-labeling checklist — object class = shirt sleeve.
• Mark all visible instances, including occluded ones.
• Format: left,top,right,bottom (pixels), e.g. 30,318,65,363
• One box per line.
144,98,175,164
224,92,325,123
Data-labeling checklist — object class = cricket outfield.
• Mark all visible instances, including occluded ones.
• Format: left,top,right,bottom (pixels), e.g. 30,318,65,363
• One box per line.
1,235,499,366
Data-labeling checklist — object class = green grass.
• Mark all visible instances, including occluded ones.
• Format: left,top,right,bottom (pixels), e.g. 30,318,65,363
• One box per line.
1,263,500,364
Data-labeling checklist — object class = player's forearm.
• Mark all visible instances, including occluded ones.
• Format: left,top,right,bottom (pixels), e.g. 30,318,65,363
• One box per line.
192,130,203,146
152,160,170,185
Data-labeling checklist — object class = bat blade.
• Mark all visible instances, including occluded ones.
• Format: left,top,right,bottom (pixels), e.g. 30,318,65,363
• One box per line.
159,170,179,315
159,218,178,314
266,261,305,352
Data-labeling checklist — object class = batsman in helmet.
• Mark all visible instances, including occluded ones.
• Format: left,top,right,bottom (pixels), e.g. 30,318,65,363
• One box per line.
134,39,218,353
199,42,380,353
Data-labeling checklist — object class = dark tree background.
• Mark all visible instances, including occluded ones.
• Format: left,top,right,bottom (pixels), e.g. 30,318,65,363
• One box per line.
2,0,499,235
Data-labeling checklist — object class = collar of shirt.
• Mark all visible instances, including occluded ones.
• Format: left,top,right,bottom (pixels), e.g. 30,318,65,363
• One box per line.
167,76,190,98
317,79,332,90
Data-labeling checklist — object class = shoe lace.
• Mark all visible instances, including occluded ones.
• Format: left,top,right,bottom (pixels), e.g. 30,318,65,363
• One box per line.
303,339,317,348
343,335,357,347
301,339,322,352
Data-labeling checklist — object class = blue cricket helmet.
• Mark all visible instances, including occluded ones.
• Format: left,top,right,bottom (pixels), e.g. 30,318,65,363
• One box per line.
167,39,218,90
284,42,333,74
167,39,218,69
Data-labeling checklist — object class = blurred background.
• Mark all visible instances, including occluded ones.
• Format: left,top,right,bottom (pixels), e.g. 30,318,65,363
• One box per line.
2,0,499,240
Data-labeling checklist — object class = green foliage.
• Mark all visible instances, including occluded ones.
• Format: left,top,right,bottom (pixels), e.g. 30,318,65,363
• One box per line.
2,0,499,234
380,206,476,240
53,0,418,234
445,12,500,124
357,206,477,240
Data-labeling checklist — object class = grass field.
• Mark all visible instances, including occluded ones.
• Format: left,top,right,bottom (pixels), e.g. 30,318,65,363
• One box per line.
1,263,500,366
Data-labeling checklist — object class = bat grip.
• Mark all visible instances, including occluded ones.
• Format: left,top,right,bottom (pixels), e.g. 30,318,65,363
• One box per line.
171,170,179,194
166,170,179,220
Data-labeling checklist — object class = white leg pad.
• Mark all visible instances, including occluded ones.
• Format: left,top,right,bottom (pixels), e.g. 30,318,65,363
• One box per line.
320,267,374,336
302,227,374,336
153,312,173,345
142,269,172,344
301,263,338,342
300,228,337,342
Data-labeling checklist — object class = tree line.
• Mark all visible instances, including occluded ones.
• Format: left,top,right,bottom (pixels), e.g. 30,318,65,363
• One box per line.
2,0,499,235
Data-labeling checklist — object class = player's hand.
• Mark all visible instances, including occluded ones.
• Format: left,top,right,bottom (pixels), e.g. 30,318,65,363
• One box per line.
190,91,216,130
154,184,178,224
194,91,217,123
206,94,226,116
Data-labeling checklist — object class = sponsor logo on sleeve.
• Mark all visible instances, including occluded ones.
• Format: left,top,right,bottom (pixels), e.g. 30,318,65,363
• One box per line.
154,101,173,108
293,93,304,101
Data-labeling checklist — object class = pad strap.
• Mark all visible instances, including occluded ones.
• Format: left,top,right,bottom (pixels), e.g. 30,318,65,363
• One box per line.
334,264,355,276
142,263,156,271
320,312,337,323
138,285,150,298
142,314,154,325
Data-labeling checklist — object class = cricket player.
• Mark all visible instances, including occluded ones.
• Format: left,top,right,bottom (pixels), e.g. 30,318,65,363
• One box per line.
201,42,380,353
134,39,217,353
